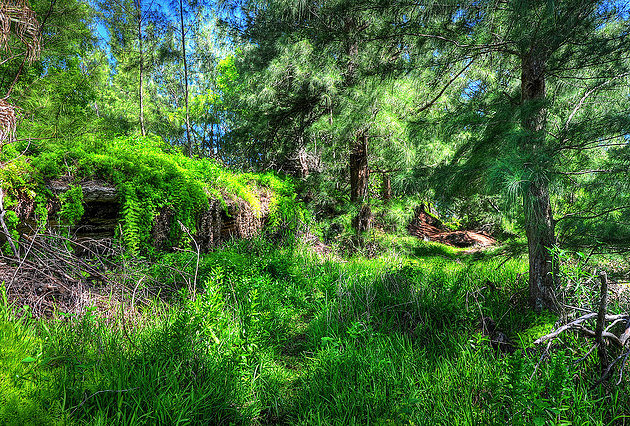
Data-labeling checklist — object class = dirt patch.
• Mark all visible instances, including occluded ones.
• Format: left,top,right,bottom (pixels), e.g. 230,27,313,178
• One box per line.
300,231,333,257
407,205,496,248
432,230,496,248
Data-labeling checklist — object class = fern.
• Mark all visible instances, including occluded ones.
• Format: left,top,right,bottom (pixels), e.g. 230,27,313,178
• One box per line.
58,185,84,229
11,134,306,254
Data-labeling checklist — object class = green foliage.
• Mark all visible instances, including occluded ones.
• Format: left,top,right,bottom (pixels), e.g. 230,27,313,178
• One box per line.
0,291,66,425
14,135,303,254
3,0,630,423
1,211,20,255
58,185,84,229
2,237,630,424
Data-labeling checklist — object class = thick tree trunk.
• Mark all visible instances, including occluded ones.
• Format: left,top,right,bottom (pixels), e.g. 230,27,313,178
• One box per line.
523,181,557,311
179,0,192,156
521,51,558,312
350,132,369,202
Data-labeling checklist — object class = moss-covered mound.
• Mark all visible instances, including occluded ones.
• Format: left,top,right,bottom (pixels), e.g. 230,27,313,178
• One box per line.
0,135,304,255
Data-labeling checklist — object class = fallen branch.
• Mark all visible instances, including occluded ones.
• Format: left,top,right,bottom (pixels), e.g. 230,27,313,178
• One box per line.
619,321,630,347
591,348,630,389
596,272,608,373
533,313,628,345
571,324,623,347
533,270,630,387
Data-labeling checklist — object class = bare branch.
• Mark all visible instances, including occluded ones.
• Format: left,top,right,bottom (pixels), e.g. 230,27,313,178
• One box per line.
0,0,41,63
533,313,628,345
0,98,16,144
414,58,475,115
595,272,609,373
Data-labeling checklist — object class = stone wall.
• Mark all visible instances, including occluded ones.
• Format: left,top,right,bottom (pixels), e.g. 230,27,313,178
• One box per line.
7,180,271,253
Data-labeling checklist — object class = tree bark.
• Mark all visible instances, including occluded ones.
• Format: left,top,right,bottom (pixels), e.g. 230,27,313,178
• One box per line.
524,181,557,311
381,173,391,202
350,131,369,202
344,16,368,203
179,0,192,156
521,50,558,312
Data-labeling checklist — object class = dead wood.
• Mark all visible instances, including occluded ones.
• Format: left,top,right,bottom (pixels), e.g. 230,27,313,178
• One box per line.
407,204,495,248
533,313,628,345
533,270,630,386
596,272,609,373
0,232,158,319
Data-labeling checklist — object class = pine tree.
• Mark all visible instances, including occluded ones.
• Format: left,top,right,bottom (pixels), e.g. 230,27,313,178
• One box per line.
94,0,167,136
419,0,630,311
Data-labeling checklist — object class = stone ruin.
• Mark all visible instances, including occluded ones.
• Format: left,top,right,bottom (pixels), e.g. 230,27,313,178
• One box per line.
7,179,272,253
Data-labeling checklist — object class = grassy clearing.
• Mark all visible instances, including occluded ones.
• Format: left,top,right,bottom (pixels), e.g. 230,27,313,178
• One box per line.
1,237,629,425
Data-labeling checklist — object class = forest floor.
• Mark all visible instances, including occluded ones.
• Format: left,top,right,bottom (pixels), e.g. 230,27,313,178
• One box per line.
407,206,496,248
1,233,630,425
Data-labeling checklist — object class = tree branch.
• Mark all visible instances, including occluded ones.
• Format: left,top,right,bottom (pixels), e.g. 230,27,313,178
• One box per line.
414,58,475,115
556,205,630,224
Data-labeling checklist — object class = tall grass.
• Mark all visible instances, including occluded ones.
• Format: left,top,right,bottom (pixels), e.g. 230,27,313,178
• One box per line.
1,238,629,424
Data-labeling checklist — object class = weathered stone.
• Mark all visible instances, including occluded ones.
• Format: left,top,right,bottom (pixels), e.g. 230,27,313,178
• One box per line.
8,180,271,253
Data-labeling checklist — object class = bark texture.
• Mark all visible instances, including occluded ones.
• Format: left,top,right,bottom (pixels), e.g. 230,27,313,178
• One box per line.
381,173,391,201
521,50,558,312
349,132,369,202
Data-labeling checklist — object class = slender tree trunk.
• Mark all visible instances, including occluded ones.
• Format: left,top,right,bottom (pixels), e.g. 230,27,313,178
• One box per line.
209,122,214,157
179,0,192,156
350,131,369,202
381,173,392,202
521,50,558,312
344,18,368,203
136,3,146,137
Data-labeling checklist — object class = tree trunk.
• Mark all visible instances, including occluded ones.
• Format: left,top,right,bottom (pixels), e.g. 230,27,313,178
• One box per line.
381,173,391,202
521,50,558,312
179,0,192,156
344,16,366,202
350,131,369,202
523,181,557,311
136,3,146,137
352,203,372,232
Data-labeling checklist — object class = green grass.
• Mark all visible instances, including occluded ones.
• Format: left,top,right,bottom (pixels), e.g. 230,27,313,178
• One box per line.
1,237,629,425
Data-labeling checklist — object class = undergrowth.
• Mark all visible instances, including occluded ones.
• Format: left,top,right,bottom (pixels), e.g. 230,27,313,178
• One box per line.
2,237,629,425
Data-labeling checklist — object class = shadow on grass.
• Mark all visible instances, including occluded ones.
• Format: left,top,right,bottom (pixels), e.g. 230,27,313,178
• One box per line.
0,301,250,425
1,236,555,426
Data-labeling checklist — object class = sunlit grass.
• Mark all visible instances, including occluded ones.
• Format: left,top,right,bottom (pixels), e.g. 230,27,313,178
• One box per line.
1,237,628,424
